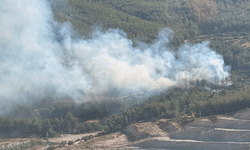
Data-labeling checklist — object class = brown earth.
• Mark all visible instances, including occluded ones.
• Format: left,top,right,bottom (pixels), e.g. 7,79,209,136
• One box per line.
56,109,250,150
49,132,98,143
242,42,250,48
0,138,37,150
58,132,131,150
0,132,98,150
133,121,167,136
4,109,250,150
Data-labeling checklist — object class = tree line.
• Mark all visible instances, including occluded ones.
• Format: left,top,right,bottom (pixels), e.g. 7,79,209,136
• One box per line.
3,82,250,137
2,0,250,139
50,0,250,46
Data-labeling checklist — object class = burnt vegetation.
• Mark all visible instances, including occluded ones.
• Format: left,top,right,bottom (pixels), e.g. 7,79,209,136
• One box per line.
2,0,250,139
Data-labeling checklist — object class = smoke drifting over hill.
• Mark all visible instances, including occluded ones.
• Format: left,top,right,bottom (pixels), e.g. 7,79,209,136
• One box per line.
0,0,230,109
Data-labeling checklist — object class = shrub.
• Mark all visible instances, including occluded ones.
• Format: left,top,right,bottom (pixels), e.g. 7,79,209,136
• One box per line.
68,140,74,145
47,146,56,150
59,141,67,147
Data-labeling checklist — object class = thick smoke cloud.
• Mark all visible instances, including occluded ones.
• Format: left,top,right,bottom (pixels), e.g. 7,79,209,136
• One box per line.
0,0,230,109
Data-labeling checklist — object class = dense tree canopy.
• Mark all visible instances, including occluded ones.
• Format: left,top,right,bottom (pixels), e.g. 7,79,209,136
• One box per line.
2,0,250,138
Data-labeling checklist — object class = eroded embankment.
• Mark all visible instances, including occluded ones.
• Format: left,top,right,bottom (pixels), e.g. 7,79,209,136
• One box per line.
130,109,250,150
5,109,250,150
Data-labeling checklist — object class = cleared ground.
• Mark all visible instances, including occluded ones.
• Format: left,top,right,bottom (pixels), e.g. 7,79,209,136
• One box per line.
3,109,250,150
73,109,250,150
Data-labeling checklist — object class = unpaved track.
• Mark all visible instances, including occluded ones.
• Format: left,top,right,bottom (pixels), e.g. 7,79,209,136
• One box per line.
151,137,250,144
5,110,250,150
49,132,98,143
0,133,99,150
53,115,250,149
58,132,131,150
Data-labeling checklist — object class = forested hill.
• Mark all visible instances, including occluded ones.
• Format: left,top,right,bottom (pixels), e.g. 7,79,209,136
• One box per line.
3,0,250,140
50,0,250,81
50,0,250,46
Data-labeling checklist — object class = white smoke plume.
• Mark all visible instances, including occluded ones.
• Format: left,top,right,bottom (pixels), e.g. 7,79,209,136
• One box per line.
0,0,230,108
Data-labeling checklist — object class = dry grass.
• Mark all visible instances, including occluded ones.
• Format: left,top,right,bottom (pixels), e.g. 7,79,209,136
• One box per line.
133,122,167,136
49,132,98,143
0,138,37,149
59,132,131,150
242,42,250,48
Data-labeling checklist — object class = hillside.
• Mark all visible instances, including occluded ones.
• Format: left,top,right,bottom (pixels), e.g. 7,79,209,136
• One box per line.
56,109,250,150
50,0,250,82
50,0,250,45
2,0,250,150
3,109,250,149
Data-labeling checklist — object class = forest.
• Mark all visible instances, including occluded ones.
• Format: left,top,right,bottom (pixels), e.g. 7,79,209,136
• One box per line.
2,0,250,139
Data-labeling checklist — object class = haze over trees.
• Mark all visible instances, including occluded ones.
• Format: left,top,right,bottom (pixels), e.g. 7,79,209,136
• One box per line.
2,0,250,139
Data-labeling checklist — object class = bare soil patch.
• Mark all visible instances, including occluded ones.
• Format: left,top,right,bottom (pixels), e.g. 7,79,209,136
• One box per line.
7,109,250,150
133,122,167,136
0,138,37,150
122,125,150,141
242,42,250,48
58,132,131,150
233,109,250,120
49,132,98,143
157,121,180,133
